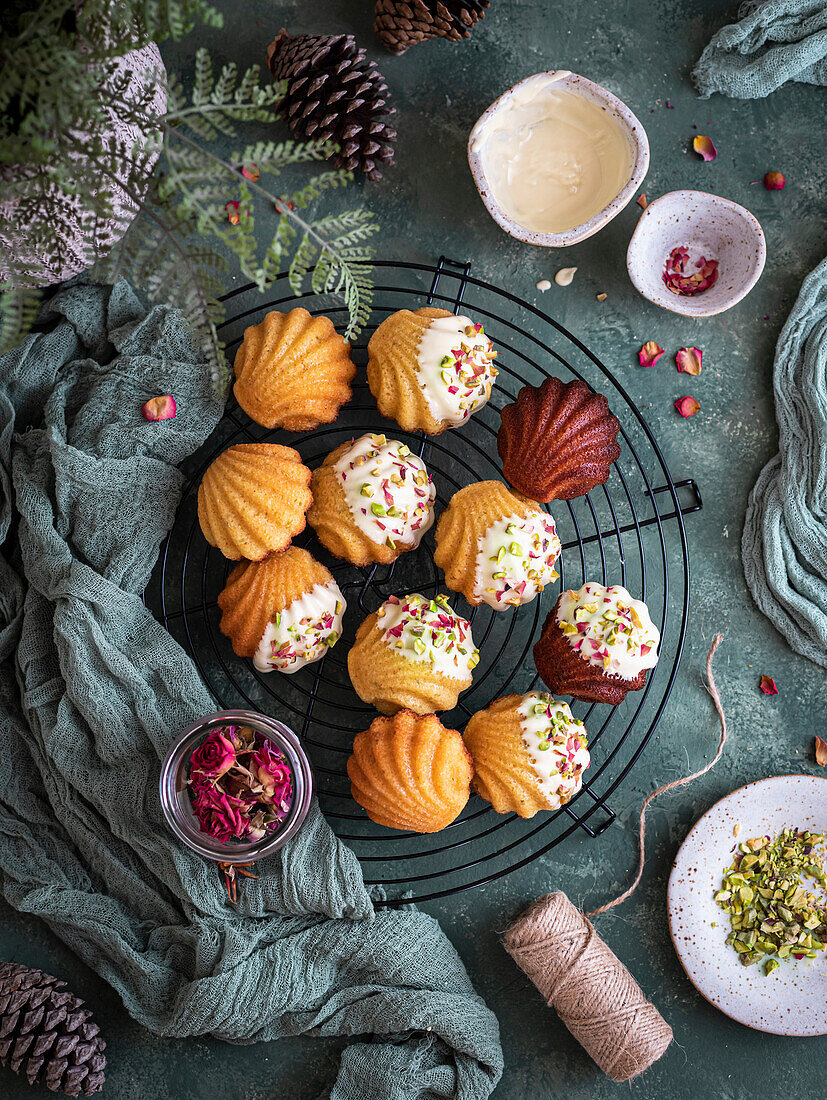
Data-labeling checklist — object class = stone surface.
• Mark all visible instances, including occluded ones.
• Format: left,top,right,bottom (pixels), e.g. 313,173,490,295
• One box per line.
2,1,826,1097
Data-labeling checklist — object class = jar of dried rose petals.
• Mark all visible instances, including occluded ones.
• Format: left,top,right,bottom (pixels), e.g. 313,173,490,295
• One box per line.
159,710,313,863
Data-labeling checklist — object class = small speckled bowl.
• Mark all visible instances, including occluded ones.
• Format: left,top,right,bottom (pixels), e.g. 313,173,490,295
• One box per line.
468,71,649,248
668,775,827,1036
627,189,766,316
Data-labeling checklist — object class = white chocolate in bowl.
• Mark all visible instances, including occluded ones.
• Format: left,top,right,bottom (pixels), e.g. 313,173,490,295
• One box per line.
473,78,633,235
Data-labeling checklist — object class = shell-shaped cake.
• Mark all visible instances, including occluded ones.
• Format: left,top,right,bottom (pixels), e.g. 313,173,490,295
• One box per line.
367,306,498,434
497,377,621,502
197,443,312,560
307,433,436,566
347,710,474,832
533,582,660,705
348,592,478,714
233,308,356,431
217,547,345,673
434,480,561,609
463,693,590,818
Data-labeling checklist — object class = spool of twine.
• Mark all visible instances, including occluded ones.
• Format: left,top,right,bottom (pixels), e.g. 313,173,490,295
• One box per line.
502,634,729,1081
503,891,672,1081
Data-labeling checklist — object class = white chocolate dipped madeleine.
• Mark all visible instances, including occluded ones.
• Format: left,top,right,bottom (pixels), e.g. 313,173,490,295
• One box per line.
434,480,561,609
464,692,590,818
217,548,345,673
367,307,499,434
308,433,435,566
348,592,478,715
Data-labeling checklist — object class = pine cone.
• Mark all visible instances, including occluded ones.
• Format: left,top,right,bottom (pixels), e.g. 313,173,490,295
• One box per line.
266,30,396,181
375,0,490,55
0,962,106,1097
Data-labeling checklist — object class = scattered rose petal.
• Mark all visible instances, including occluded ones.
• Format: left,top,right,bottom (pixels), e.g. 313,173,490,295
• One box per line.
596,292,607,301
636,193,648,209
274,199,295,214
665,99,673,109
639,341,665,368
676,346,703,375
242,161,260,182
759,674,778,696
816,736,827,766
555,267,577,287
225,200,241,225
535,279,551,291
764,171,785,190
674,395,700,418
693,135,717,161
142,395,177,421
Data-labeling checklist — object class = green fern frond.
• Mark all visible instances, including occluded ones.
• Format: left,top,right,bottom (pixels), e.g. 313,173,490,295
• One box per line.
1,9,378,372
0,282,42,357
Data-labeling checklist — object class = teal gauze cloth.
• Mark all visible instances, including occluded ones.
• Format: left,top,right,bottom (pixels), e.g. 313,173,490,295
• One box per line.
0,281,503,1098
742,257,827,667
693,0,827,98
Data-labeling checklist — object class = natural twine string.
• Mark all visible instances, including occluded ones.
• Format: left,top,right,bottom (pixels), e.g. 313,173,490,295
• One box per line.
502,634,727,1082
588,632,727,917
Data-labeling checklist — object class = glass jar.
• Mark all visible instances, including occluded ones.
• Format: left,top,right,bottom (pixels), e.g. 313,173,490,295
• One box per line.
159,709,313,863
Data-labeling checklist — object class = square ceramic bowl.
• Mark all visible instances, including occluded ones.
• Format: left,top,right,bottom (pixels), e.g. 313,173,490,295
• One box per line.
626,190,766,316
468,70,649,248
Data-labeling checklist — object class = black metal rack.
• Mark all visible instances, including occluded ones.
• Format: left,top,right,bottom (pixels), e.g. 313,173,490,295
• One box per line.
145,258,701,903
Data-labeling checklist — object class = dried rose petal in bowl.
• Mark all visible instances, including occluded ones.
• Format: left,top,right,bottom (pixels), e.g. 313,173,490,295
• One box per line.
187,724,294,843
663,246,719,297
626,190,766,318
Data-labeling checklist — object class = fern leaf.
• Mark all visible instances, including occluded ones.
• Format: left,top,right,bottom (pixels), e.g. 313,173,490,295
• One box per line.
0,282,42,357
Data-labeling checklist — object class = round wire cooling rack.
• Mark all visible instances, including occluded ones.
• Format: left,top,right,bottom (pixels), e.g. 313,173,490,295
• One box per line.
144,257,703,904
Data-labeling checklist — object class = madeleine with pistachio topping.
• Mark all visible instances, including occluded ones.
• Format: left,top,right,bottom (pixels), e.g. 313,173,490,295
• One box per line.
308,433,436,566
348,592,478,714
464,693,590,818
367,307,499,434
434,481,561,610
534,582,659,705
217,547,346,674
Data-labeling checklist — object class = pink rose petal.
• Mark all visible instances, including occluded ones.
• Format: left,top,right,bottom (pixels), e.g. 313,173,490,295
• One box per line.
676,347,703,375
759,675,778,696
675,395,700,418
639,341,665,368
693,135,717,161
142,395,177,421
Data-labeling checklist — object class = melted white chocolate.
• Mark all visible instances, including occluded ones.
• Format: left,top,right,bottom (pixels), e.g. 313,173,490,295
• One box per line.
254,581,345,674
473,509,561,609
333,434,435,552
473,76,633,235
556,582,659,680
415,315,498,426
517,692,590,809
376,593,478,681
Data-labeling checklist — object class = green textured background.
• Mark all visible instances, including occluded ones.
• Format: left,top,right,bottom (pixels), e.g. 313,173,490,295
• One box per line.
2,1,826,1097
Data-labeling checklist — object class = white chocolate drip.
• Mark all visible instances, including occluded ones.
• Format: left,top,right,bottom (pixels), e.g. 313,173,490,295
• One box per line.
415,315,498,427
517,692,590,809
376,593,478,681
555,582,659,680
333,433,435,552
473,509,561,609
254,581,345,674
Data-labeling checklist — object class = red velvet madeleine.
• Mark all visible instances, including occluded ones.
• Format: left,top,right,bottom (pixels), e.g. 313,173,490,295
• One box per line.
497,377,621,502
534,607,647,705
533,583,659,706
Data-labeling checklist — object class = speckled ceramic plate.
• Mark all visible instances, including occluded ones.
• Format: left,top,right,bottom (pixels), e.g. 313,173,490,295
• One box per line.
668,775,827,1036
